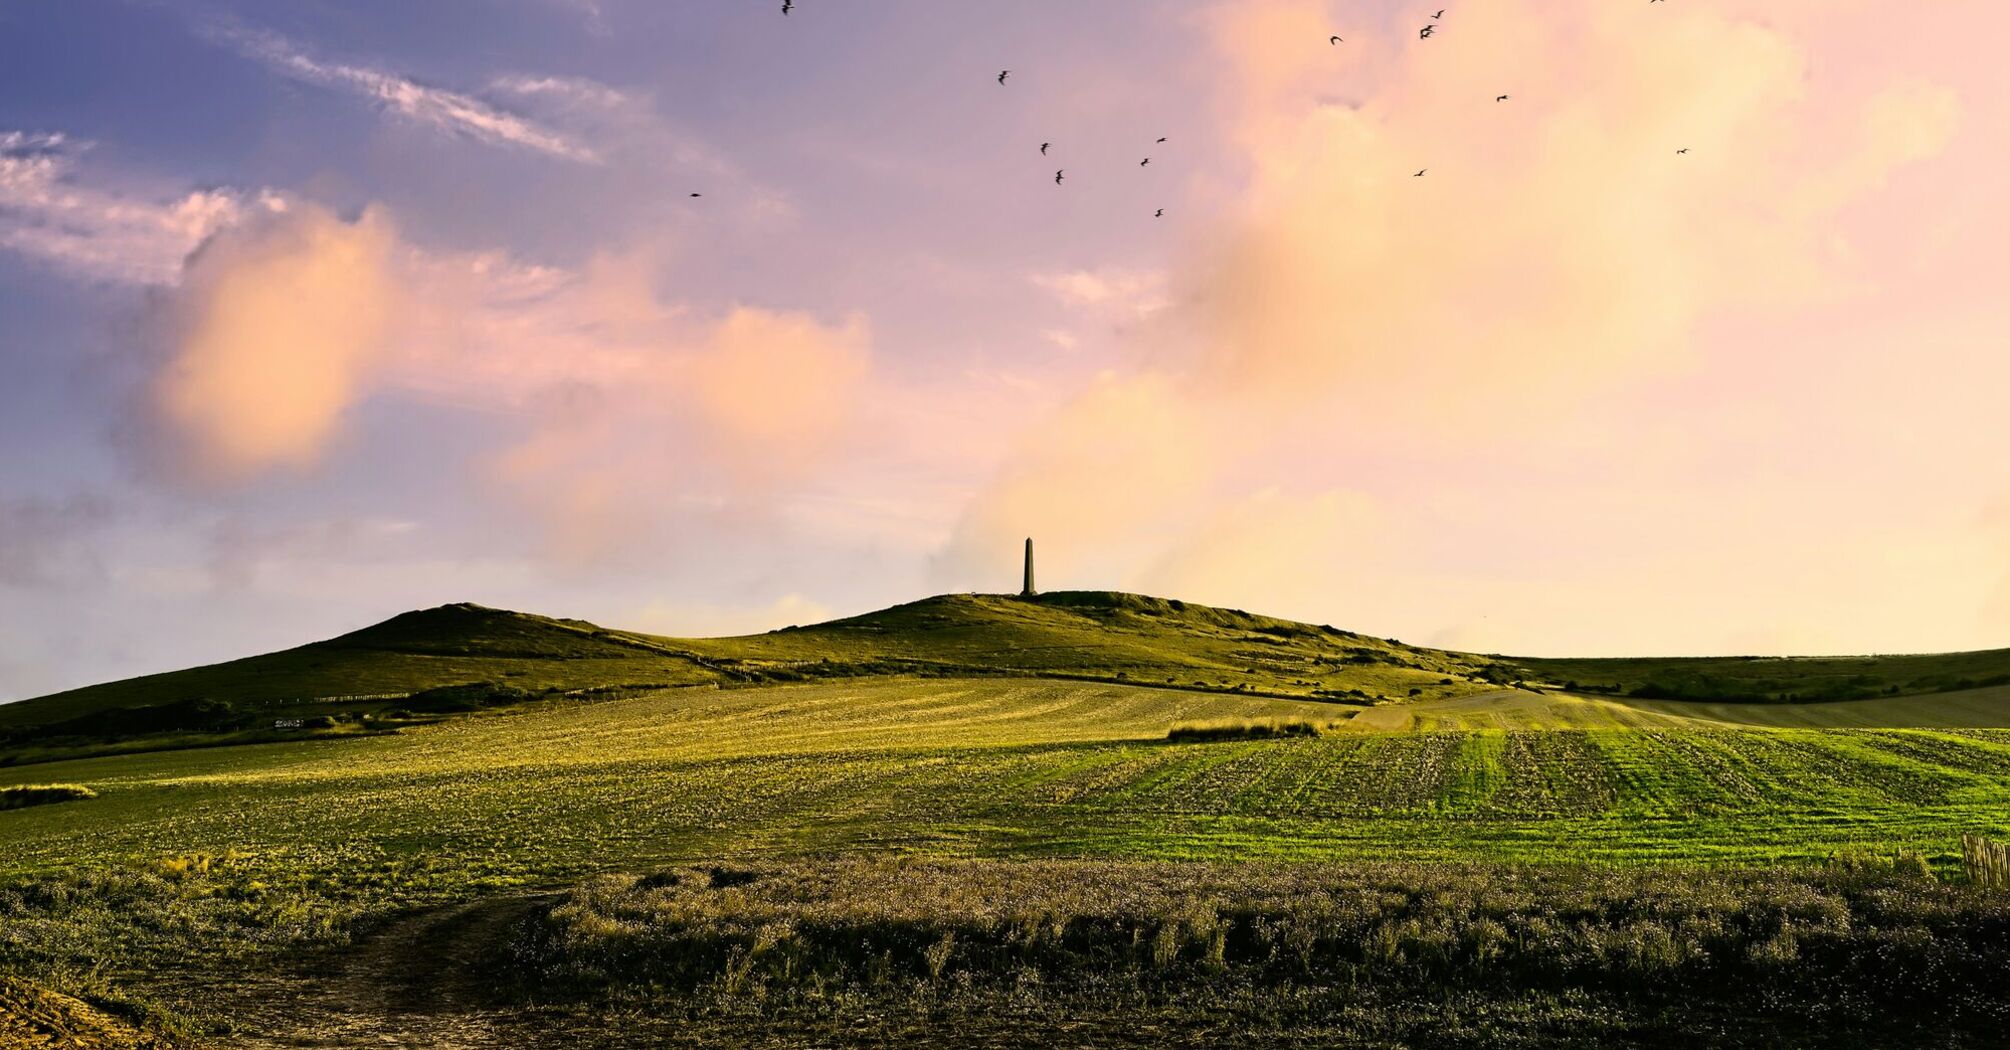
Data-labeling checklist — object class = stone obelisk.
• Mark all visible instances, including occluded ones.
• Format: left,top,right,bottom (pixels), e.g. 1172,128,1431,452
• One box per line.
1021,537,1037,597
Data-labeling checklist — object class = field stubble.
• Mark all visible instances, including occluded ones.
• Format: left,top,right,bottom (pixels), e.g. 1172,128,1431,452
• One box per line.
5,677,2010,1044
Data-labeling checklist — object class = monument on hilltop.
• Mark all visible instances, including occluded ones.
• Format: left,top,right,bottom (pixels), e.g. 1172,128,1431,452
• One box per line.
1021,537,1037,597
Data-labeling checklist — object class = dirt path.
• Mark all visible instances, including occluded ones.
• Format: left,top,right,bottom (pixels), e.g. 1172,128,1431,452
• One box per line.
202,893,555,1049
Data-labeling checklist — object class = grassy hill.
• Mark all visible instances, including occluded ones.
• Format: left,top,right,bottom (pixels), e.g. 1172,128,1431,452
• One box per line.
675,591,1506,697
0,603,719,739
6,589,2010,764
0,593,1514,749
1514,649,2010,702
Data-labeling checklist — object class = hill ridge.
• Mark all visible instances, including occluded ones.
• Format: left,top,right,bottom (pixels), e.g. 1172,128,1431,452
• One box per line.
6,591,2010,753
0,591,1493,738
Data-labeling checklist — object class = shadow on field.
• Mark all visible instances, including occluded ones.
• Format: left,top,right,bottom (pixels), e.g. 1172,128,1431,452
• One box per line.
194,893,554,1049
171,857,2010,1049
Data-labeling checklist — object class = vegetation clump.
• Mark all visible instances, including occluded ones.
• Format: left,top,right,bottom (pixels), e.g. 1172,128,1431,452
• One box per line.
512,858,2010,1041
1166,718,1338,742
1964,833,2010,890
0,783,96,810
0,977,180,1049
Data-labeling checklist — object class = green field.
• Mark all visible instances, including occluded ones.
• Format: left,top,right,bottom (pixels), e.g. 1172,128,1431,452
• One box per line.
8,676,2010,883
4,594,2010,1046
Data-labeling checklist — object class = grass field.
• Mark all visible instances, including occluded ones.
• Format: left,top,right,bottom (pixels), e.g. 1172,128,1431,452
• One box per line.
8,678,2010,886
6,598,2010,1045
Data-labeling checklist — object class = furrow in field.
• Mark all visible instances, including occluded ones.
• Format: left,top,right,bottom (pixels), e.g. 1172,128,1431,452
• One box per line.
1853,730,2010,782
1482,731,1618,817
1587,730,1771,814
1760,731,1966,806
1298,733,1464,814
1441,732,1506,810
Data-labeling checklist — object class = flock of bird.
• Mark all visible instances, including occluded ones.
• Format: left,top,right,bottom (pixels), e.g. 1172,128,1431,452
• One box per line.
748,3,1687,211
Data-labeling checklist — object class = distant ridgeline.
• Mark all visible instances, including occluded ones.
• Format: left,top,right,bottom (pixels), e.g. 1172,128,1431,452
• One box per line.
3,591,2008,757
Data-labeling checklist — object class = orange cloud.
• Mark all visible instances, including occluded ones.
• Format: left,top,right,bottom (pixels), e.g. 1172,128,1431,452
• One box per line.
937,0,1967,631
1174,0,1957,407
690,307,871,460
933,371,1219,587
150,205,398,481
140,203,875,558
482,299,872,561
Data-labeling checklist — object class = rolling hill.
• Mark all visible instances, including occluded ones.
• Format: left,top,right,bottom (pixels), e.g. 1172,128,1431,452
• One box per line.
5,589,2009,757
6,598,2010,1046
0,592,1514,745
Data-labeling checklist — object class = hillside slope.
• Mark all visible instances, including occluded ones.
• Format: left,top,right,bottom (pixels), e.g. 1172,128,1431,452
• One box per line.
0,593,1510,741
8,589,2007,750
662,591,1506,698
1515,649,2010,702
0,603,718,735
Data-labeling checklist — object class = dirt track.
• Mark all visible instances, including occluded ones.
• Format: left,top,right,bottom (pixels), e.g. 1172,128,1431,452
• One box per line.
201,894,550,1049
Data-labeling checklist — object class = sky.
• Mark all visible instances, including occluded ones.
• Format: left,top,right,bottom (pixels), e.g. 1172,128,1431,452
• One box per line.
1,0,2006,701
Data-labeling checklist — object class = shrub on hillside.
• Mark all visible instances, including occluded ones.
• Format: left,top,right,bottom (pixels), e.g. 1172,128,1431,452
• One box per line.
1166,718,1334,743
0,784,96,810
399,682,540,714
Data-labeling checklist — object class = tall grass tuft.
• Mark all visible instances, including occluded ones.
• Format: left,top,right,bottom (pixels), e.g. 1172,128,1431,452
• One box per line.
512,856,2010,1033
1166,718,1337,743
1963,833,2009,890
0,783,96,810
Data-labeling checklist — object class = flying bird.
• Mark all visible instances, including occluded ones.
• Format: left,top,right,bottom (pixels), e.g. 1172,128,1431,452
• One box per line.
781,0,792,13
1329,35,1343,44
998,70,1010,85
689,192,702,197
1414,169,1427,177
1676,148,1689,154
1055,169,1064,184
1040,142,1051,155
1496,94,1509,102
1419,25,1435,38
1140,157,1150,166
1156,137,1167,143
1432,8,1445,18
1155,209,1164,217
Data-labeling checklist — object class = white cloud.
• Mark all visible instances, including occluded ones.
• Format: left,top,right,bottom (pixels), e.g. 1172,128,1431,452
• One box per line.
489,74,633,110
124,200,877,561
210,25,600,163
1030,267,1169,317
0,132,277,284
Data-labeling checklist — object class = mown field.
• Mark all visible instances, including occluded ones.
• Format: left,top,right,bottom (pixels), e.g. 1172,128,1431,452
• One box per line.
5,675,2010,1045
9,678,2010,883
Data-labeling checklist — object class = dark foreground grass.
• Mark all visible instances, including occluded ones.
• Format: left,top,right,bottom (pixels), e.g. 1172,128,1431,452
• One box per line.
511,857,2010,1046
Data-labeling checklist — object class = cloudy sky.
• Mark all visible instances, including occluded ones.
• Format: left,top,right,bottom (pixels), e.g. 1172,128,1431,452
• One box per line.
1,0,2004,700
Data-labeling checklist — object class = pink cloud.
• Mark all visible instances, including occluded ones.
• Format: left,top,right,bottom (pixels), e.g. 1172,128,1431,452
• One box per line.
934,0,1999,655
135,203,876,559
